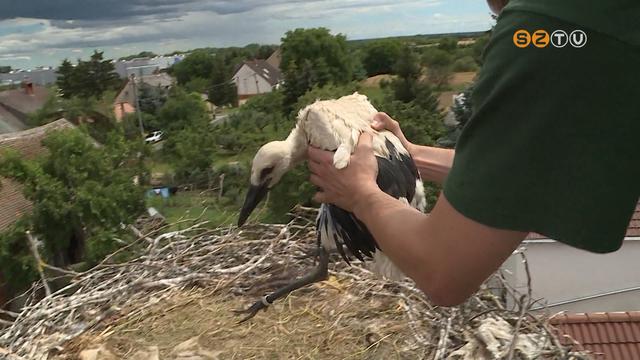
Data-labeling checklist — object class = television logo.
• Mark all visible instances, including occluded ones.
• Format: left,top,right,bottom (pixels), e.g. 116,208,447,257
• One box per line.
513,30,587,48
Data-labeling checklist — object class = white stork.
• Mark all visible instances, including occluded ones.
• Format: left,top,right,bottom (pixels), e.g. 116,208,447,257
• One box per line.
236,93,426,322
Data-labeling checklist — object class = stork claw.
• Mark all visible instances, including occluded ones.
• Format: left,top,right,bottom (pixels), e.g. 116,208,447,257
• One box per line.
232,298,270,323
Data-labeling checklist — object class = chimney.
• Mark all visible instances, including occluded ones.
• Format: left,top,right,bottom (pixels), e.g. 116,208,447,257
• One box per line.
22,78,34,96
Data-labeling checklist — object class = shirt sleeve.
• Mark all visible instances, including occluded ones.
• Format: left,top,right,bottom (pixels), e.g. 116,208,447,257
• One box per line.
443,10,640,253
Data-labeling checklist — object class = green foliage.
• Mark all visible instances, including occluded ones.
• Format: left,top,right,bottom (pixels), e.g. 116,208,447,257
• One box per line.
208,56,237,107
437,37,458,52
183,77,209,94
362,40,403,76
28,95,62,126
452,56,479,72
171,50,217,85
118,51,157,61
376,95,445,147
155,88,209,134
0,218,37,293
281,28,353,108
422,48,453,89
171,127,216,182
56,51,120,99
138,83,169,115
0,129,146,289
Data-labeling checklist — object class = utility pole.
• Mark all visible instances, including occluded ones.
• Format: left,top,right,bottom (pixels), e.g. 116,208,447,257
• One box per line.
130,74,145,138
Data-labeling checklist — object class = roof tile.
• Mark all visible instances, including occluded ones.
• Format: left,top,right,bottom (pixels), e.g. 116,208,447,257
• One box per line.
0,119,75,231
550,312,640,359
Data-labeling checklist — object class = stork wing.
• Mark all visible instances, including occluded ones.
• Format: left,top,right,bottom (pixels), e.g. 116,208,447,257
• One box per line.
317,139,423,263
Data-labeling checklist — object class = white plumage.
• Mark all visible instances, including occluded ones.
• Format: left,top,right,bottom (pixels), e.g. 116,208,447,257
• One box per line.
235,93,426,321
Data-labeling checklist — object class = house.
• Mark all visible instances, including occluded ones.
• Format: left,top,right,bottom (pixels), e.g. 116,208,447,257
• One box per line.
113,73,174,121
0,80,50,133
232,59,282,105
550,311,640,359
0,119,76,232
502,202,640,313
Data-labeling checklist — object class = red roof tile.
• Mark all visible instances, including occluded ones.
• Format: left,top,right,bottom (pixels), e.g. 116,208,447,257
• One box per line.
526,202,640,240
550,312,640,359
0,119,75,231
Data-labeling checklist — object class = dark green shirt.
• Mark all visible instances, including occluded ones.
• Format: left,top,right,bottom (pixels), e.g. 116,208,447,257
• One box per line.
505,0,640,47
443,9,640,253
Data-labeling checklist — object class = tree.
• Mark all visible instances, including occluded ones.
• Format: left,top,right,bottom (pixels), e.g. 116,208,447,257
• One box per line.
362,40,403,76
171,50,216,85
171,127,216,182
437,37,458,52
390,46,423,103
56,59,76,99
155,88,209,133
208,57,237,107
422,48,453,89
0,129,146,289
280,28,353,107
56,52,120,99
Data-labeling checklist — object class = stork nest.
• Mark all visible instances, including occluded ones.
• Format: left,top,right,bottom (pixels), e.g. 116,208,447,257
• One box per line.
0,207,591,359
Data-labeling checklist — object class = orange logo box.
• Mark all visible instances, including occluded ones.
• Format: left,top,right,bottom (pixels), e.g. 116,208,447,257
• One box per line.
532,30,550,48
513,30,531,48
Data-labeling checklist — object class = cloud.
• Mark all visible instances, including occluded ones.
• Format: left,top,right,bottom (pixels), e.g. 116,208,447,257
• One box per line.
0,0,492,68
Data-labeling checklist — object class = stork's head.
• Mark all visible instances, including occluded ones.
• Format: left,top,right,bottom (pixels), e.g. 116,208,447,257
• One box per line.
238,141,292,226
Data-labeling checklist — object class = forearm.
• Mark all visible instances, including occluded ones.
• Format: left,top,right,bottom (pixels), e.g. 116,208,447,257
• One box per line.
353,188,526,306
409,145,455,185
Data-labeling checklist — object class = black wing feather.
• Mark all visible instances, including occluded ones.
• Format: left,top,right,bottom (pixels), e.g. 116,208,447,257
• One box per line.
318,140,422,263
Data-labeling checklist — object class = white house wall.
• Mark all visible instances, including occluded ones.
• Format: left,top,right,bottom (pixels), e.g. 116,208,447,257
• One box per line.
233,65,273,96
502,239,640,313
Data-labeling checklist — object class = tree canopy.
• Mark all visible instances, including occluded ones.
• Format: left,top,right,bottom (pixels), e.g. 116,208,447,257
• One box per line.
56,51,121,99
280,28,353,108
362,40,403,76
0,129,146,290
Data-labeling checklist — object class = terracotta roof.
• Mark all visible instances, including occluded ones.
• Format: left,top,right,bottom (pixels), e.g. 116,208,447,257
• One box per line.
550,312,640,359
0,85,49,115
0,104,27,134
0,179,32,231
237,60,282,87
526,202,640,240
0,119,75,231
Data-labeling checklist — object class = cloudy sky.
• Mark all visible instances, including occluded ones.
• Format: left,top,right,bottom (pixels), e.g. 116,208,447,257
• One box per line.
0,0,493,69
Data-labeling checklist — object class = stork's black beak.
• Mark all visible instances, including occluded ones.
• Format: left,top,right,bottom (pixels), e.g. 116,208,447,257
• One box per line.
238,183,269,226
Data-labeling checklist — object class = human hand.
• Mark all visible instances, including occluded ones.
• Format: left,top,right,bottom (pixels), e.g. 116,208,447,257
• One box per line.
307,133,380,212
371,112,416,155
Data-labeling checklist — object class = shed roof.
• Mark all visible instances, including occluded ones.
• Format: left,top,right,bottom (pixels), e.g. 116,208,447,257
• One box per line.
550,312,640,359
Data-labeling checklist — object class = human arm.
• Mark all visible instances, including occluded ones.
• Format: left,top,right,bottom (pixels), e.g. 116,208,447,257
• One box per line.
372,113,455,185
308,134,527,306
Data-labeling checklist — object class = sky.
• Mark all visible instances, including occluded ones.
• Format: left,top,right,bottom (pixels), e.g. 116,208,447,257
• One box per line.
0,0,494,69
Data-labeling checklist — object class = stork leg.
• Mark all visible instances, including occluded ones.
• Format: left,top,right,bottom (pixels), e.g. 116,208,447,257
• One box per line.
233,247,329,323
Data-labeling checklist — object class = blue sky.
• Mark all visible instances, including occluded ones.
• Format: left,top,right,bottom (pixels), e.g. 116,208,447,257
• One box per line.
0,0,493,69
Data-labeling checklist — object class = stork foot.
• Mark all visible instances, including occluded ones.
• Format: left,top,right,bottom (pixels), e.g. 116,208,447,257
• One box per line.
233,296,271,323
234,248,329,324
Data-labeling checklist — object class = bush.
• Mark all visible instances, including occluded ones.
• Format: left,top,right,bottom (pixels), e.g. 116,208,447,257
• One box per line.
452,56,479,72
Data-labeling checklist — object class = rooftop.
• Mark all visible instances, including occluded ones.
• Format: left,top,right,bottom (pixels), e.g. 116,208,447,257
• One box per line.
550,311,640,359
0,119,75,231
237,59,282,87
0,84,49,115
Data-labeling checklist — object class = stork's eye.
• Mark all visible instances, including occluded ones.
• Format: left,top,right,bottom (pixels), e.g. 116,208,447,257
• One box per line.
260,166,275,181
